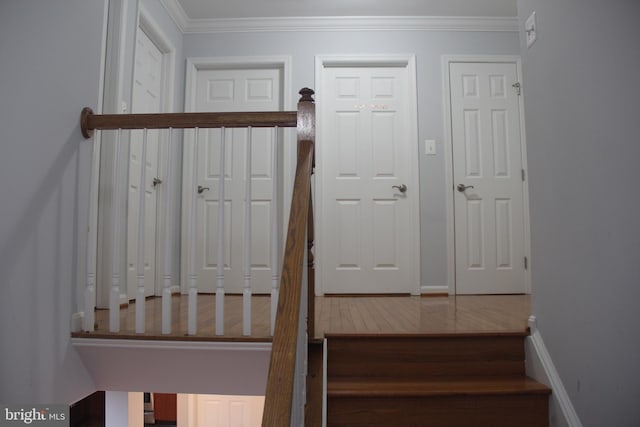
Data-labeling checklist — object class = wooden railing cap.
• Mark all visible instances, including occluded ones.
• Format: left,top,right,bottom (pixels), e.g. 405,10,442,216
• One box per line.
298,87,315,103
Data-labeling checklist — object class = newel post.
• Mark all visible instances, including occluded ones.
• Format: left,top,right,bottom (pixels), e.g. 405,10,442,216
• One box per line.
297,88,315,146
297,88,316,339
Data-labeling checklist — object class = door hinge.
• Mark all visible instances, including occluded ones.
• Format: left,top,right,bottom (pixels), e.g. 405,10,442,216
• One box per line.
521,169,526,182
512,82,522,96
524,256,528,270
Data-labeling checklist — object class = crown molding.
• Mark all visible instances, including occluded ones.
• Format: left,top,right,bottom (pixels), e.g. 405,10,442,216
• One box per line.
159,0,189,32
158,2,517,34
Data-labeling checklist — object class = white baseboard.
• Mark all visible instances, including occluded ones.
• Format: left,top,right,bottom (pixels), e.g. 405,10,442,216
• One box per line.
71,312,84,333
526,316,582,427
171,285,180,294
420,285,449,295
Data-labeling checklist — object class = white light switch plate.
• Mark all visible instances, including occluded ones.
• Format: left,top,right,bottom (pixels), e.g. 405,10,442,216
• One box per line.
425,139,436,156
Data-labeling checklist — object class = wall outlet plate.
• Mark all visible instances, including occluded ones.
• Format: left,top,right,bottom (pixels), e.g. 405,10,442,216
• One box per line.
526,11,537,48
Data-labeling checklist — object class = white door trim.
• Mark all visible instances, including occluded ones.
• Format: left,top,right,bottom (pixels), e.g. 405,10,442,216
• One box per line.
314,54,421,295
181,55,292,293
442,54,531,295
133,5,177,297
96,1,178,305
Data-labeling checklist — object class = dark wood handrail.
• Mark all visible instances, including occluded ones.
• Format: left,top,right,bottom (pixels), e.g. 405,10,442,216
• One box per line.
262,139,314,426
262,87,316,426
80,109,297,138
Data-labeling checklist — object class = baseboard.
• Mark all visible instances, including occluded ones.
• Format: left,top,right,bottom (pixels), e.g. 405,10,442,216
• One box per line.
420,285,449,295
170,285,181,295
525,316,582,427
71,312,84,333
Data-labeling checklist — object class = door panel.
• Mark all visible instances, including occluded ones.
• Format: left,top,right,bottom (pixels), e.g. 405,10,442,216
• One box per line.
127,26,162,298
191,68,281,293
450,62,525,294
320,65,419,294
194,394,264,427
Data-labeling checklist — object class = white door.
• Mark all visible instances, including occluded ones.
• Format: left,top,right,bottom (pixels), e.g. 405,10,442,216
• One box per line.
126,26,163,298
449,61,526,294
319,63,420,294
193,394,264,427
189,68,282,293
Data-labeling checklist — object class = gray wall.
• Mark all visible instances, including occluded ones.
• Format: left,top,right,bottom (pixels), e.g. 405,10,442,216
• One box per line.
183,29,520,289
0,0,105,403
517,1,640,424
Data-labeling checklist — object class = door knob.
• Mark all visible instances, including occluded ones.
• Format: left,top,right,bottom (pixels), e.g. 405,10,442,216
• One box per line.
152,177,162,187
392,184,407,193
456,183,475,192
197,185,210,194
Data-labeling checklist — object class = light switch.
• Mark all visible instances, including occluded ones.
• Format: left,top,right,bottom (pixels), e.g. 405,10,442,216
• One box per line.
425,139,436,156
525,11,537,48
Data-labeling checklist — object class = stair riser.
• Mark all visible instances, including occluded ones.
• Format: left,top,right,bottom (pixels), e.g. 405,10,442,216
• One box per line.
328,394,549,427
328,336,525,378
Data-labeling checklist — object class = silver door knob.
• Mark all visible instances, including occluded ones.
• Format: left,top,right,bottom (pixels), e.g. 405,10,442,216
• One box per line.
457,183,475,192
392,184,407,193
197,185,210,194
152,177,162,187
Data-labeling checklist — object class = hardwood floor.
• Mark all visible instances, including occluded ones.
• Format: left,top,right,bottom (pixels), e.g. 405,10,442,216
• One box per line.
74,294,530,340
315,294,530,338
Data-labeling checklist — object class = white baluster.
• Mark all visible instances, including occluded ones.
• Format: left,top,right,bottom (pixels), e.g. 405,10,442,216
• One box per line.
188,128,200,335
162,128,174,334
215,128,226,336
135,129,148,333
243,127,253,336
84,130,101,332
110,129,123,332
270,126,280,336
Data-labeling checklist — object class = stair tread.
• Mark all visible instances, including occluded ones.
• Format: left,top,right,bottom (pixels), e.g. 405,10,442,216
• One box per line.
328,375,551,397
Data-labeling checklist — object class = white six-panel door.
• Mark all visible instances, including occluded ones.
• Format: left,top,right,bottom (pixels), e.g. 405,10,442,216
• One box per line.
190,68,281,293
449,62,526,294
319,63,420,294
126,26,162,299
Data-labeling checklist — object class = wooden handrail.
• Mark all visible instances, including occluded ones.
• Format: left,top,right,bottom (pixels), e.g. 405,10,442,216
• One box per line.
260,87,316,426
262,139,314,426
80,109,297,138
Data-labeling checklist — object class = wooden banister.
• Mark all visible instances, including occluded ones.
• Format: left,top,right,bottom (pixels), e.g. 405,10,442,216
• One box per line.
262,139,314,426
80,87,316,424
80,109,297,138
262,88,316,426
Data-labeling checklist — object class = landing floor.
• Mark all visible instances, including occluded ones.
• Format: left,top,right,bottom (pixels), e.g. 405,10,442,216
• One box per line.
75,294,530,340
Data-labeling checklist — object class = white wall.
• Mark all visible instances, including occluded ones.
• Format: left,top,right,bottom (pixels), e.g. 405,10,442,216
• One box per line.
517,1,640,424
183,28,520,290
0,0,105,403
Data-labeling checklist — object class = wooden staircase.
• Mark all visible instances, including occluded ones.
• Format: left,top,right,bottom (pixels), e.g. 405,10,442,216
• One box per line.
325,332,551,426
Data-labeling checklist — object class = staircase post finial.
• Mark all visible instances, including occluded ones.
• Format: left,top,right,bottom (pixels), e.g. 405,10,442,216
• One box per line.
298,87,315,103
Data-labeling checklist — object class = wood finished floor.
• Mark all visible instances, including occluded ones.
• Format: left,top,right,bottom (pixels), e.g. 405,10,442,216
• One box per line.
76,294,530,341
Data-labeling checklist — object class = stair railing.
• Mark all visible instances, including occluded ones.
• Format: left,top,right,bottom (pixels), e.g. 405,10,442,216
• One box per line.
80,89,314,341
81,87,315,424
261,88,315,424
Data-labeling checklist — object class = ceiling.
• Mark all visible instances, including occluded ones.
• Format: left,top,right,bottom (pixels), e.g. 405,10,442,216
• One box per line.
174,0,517,20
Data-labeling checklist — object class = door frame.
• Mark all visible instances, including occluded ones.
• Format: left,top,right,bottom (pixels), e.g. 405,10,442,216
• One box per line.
96,2,177,306
129,4,177,298
442,54,531,295
314,54,421,296
181,55,292,294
